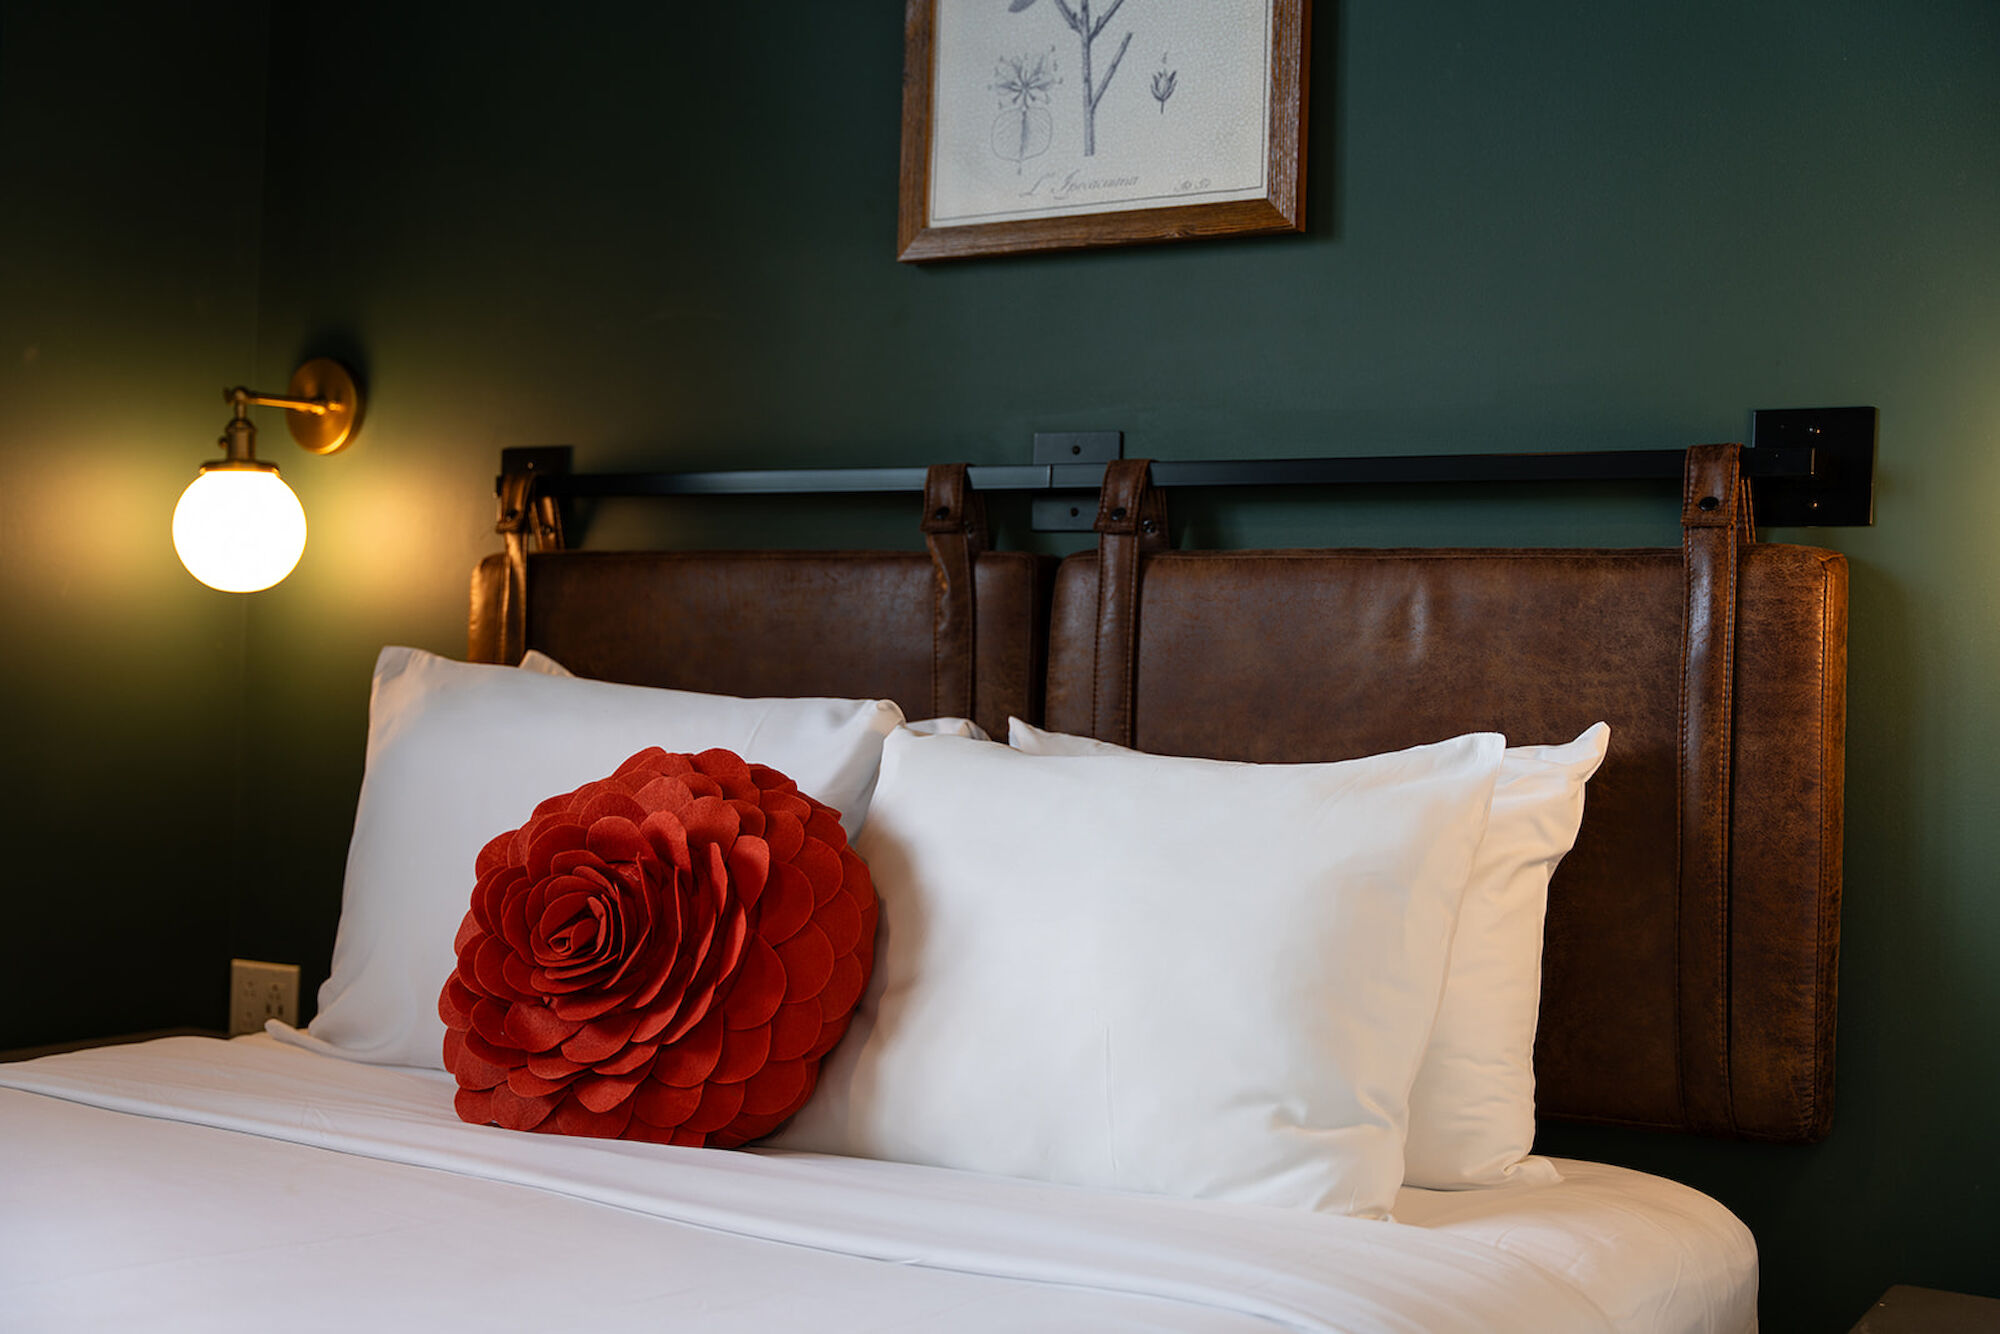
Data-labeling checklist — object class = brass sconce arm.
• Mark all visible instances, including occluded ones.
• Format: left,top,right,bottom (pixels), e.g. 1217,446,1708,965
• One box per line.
212,359,363,458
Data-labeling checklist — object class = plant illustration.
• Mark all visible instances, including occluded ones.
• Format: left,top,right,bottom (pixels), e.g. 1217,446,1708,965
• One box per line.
990,49,1059,173
1151,56,1177,114
1007,0,1136,157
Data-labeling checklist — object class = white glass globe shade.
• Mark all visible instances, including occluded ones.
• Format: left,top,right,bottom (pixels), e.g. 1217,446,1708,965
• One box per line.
172,467,308,593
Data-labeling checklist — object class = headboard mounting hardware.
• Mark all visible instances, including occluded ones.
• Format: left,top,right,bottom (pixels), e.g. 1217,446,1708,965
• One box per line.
492,408,1877,536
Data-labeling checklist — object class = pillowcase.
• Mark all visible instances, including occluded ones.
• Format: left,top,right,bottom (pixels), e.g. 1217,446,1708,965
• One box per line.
519,649,989,741
290,647,902,1071
516,648,571,676
1007,718,1611,1190
771,727,1505,1217
441,746,877,1147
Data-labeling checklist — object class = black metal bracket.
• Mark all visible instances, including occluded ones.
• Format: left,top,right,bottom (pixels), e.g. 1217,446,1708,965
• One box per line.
499,445,574,483
1030,431,1122,531
495,408,1878,533
1750,407,1876,526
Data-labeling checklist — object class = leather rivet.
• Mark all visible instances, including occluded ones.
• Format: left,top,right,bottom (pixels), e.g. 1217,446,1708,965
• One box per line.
1141,519,1158,534
1698,495,1721,511
933,506,951,520
1110,506,1127,522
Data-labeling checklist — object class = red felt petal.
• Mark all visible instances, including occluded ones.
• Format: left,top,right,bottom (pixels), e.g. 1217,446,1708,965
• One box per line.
469,997,512,1048
613,746,669,780
526,1051,586,1081
632,776,692,817
632,1079,703,1128
757,863,815,944
739,1058,809,1118
722,1109,790,1145
548,847,601,877
503,1000,581,1053
486,1082,558,1132
439,975,479,1028
454,1087,496,1125
579,789,648,828
525,821,589,880
574,1068,648,1114
727,836,771,908
680,1078,747,1134
549,987,629,1023
731,800,767,840
584,813,646,864
453,911,483,957
682,795,740,850
562,1011,641,1065
804,806,845,848
767,1000,822,1062
460,1024,524,1072
640,807,692,871
506,1064,575,1099
763,810,805,864
651,1012,725,1087
775,923,836,999
694,748,755,792
474,829,515,880
471,935,515,998
544,1096,633,1139
765,789,812,825
712,1023,772,1084
500,951,537,997
805,1015,852,1061
723,936,787,1029
813,884,863,956
654,984,721,1047
794,839,843,908
593,1040,658,1078
819,954,867,1019
443,1029,507,1090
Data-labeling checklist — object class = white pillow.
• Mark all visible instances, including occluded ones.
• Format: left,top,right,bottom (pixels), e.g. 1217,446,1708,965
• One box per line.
515,648,571,676
1007,718,1610,1190
772,728,1505,1217
294,647,904,1071
520,649,989,740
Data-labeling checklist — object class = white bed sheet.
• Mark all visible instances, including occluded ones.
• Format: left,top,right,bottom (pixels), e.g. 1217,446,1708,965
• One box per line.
0,1036,1753,1334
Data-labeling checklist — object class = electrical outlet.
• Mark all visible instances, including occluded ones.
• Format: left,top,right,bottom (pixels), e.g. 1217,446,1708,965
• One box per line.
230,958,300,1036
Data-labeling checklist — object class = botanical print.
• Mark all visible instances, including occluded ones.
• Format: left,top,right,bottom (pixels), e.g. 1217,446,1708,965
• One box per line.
929,0,1273,227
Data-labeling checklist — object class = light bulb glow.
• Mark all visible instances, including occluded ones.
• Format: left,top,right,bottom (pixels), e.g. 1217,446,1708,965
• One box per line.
172,467,307,592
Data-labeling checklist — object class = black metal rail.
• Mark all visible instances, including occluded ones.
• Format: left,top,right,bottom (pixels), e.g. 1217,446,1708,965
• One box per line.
499,406,1876,529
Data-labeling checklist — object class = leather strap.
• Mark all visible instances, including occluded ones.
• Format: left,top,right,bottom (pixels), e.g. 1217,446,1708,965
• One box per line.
1090,459,1169,745
1677,442,1755,1135
530,488,566,553
922,464,987,719
493,469,536,665
486,460,570,664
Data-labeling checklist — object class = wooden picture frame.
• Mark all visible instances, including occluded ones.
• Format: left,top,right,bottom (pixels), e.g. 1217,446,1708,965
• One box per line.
898,0,1310,263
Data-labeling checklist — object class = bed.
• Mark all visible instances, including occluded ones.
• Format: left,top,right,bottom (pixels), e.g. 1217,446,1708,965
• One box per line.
0,446,1844,1333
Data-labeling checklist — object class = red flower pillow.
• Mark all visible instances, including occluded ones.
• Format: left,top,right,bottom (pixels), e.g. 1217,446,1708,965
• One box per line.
438,746,877,1147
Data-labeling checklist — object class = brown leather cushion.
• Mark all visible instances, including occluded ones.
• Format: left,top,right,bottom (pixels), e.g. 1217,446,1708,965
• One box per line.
472,549,1051,743
1045,545,1846,1142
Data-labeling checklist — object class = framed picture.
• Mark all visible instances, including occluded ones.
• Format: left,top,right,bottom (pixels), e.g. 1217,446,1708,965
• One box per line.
898,0,1310,263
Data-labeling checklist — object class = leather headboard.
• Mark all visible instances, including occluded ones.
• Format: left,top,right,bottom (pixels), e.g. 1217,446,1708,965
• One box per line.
1042,452,1847,1142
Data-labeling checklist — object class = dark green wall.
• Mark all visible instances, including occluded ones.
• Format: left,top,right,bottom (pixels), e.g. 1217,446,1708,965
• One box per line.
7,1,1997,1329
0,1,267,1047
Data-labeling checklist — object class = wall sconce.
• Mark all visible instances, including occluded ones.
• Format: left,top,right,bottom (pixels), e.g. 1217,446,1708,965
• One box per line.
172,358,362,592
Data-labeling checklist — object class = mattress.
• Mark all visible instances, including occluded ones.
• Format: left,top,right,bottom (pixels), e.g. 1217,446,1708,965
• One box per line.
0,1036,1754,1334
